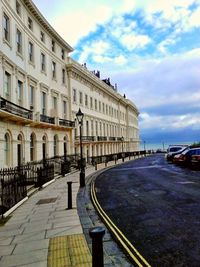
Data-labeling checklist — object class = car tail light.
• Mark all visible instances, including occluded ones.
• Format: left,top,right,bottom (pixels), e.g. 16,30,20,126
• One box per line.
180,155,185,160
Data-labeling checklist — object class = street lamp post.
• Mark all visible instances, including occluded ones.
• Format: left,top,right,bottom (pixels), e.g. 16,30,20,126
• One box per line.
76,108,85,187
143,140,146,151
121,136,124,162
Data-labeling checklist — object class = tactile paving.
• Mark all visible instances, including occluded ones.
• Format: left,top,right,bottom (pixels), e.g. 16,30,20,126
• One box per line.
48,234,92,267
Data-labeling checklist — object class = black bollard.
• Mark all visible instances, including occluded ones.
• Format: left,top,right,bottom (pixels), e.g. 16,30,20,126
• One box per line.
67,181,72,209
89,227,105,267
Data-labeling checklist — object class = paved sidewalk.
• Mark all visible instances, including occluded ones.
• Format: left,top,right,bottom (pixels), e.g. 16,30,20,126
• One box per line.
0,159,135,267
0,165,98,267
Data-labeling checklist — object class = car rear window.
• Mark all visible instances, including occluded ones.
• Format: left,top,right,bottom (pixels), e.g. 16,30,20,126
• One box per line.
169,147,182,152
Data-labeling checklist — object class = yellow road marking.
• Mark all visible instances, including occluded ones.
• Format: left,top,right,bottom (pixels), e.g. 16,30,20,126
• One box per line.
91,182,151,267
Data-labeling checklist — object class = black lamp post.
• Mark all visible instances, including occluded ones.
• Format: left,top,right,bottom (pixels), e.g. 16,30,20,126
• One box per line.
76,108,85,187
143,140,146,151
121,136,124,162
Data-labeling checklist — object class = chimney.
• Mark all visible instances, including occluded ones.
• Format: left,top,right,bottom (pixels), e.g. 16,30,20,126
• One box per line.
96,70,100,78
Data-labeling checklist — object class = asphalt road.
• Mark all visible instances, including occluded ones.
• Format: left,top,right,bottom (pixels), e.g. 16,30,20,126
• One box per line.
95,154,200,267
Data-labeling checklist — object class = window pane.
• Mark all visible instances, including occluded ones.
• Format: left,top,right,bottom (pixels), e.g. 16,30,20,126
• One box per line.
41,92,46,114
3,13,9,41
4,134,9,165
30,85,34,108
4,72,11,99
16,29,22,53
29,42,33,61
18,80,23,104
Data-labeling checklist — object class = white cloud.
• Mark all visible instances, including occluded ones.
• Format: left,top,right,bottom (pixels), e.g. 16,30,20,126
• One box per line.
121,33,151,51
52,6,111,46
140,112,200,130
93,55,112,63
114,55,127,65
189,6,200,28
78,40,110,63
143,0,198,37
33,0,137,46
111,51,200,112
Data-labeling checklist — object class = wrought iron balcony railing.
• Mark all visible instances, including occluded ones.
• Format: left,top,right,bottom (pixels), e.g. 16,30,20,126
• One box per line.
97,136,107,141
75,136,95,141
59,118,75,128
0,97,33,120
40,114,55,124
109,137,116,141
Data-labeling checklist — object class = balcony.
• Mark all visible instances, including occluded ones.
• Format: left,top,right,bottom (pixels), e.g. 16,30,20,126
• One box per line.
109,137,116,141
40,114,55,124
97,136,107,141
59,118,75,128
0,97,33,123
117,137,123,141
75,136,95,142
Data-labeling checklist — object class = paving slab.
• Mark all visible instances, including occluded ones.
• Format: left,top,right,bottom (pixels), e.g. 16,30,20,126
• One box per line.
46,225,83,239
13,239,49,254
0,249,48,267
0,245,15,256
0,237,14,246
12,231,46,244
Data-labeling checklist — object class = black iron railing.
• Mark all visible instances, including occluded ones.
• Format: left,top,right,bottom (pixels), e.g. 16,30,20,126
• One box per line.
97,136,107,141
0,97,33,120
109,137,116,141
75,136,95,141
0,168,27,216
0,150,153,217
40,114,55,124
59,118,75,128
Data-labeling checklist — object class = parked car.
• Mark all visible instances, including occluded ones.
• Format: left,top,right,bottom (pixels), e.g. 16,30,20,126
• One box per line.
173,147,200,167
191,154,200,169
166,145,188,161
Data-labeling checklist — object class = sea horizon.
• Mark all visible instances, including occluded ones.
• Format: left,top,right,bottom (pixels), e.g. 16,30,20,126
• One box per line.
140,140,199,151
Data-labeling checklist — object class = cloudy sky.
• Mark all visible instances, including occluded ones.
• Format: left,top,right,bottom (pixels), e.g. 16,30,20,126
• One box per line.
33,0,200,146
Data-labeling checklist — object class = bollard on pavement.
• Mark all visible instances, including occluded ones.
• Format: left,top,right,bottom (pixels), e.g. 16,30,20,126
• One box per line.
89,227,105,267
67,181,72,209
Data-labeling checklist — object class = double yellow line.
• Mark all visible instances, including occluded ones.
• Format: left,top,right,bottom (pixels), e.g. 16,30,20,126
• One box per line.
91,181,151,267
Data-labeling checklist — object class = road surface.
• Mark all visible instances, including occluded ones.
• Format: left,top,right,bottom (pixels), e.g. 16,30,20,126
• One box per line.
95,154,200,267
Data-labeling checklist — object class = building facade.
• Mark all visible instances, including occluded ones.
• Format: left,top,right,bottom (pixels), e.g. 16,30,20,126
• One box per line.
67,58,139,161
0,0,140,168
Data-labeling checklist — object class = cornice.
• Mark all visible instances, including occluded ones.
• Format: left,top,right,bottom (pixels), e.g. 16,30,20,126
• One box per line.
22,0,73,53
66,58,121,99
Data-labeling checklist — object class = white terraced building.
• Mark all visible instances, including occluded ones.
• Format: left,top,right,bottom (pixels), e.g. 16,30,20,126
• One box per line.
0,0,140,168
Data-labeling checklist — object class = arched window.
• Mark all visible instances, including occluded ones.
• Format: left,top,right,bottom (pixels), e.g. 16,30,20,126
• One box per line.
30,133,35,161
17,134,23,166
4,133,10,166
64,136,67,157
42,135,47,160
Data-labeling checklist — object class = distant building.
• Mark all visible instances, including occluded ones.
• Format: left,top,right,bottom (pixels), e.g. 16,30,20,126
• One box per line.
0,0,140,168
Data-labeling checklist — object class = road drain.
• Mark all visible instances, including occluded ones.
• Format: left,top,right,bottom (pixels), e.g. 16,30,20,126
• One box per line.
36,198,57,205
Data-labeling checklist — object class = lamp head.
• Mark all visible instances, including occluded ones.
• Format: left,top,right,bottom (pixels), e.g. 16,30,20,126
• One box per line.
76,108,84,124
